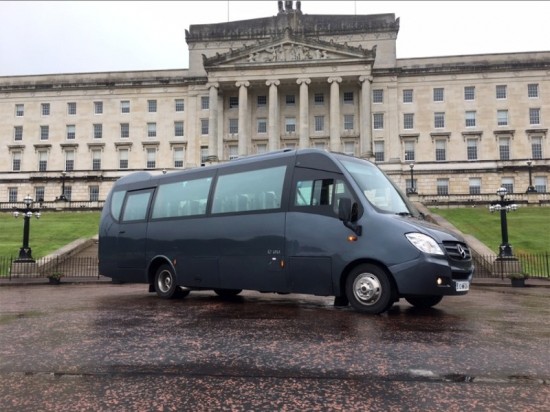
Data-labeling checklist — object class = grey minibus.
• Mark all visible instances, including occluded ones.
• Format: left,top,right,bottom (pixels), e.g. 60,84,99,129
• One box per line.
98,149,473,314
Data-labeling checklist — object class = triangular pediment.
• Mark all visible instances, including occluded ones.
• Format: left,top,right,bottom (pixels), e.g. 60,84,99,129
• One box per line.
203,31,375,68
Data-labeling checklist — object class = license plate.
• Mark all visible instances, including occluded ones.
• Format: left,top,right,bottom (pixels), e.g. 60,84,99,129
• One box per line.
455,281,470,292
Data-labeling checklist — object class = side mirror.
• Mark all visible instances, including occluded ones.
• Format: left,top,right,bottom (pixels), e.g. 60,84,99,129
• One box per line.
338,197,362,236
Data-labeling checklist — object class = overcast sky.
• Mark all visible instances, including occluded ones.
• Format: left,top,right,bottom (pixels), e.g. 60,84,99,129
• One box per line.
1,1,549,76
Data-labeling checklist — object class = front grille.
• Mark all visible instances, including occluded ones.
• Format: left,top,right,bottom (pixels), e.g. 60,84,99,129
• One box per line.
443,241,472,261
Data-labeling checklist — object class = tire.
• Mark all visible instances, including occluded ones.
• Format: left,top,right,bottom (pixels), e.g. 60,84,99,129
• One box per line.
214,288,242,298
405,295,443,309
154,264,188,299
345,264,394,314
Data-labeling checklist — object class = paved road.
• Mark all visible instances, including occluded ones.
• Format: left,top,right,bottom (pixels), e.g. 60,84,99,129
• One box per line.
0,284,549,411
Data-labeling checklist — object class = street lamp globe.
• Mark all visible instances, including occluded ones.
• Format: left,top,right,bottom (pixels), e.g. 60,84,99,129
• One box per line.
496,187,507,198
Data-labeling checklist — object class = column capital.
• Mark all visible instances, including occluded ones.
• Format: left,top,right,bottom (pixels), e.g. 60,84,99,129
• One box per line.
266,79,280,87
235,81,250,88
328,76,342,84
296,78,311,86
359,75,373,83
206,82,220,89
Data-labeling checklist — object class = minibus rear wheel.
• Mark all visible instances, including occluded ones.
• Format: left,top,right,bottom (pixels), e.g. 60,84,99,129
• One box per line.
345,264,393,314
405,295,443,308
154,264,188,299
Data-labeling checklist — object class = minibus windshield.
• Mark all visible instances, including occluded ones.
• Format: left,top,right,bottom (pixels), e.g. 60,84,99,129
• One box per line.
340,158,410,215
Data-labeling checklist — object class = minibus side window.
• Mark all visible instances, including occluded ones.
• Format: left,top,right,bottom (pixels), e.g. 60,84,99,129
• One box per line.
121,190,152,222
212,166,286,214
110,191,125,221
294,177,351,217
151,177,212,219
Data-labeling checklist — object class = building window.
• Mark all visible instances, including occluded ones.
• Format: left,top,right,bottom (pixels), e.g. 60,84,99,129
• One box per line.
146,148,156,169
464,86,475,101
372,89,384,104
67,102,77,115
465,111,476,127
497,110,508,126
343,141,355,156
467,139,478,160
15,104,24,117
65,150,75,171
285,117,296,133
94,123,103,139
94,101,103,114
175,99,184,112
403,89,413,103
14,126,23,141
313,141,326,151
343,91,354,104
38,151,48,172
229,118,239,134
403,113,414,130
286,95,296,106
314,93,324,105
257,118,267,134
404,140,415,161
344,114,354,131
528,83,539,98
173,147,185,168
228,96,238,109
496,85,507,99
499,137,510,160
8,187,18,203
35,187,45,203
120,123,129,138
433,88,444,102
41,103,50,116
174,121,184,137
89,186,100,202
531,136,543,159
373,113,384,130
529,108,540,125
67,124,76,140
148,100,157,113
201,96,210,110
469,178,481,195
534,176,547,193
501,178,514,194
119,149,129,169
257,95,267,108
374,141,384,162
121,100,130,113
437,179,449,195
434,112,445,128
227,145,238,160
435,139,446,161
40,125,49,140
63,186,72,201
201,119,209,135
92,150,101,171
314,116,324,132
147,122,157,138
12,151,21,171
256,143,268,154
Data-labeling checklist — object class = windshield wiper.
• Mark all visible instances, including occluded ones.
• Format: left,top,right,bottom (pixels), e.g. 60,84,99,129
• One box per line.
396,212,412,217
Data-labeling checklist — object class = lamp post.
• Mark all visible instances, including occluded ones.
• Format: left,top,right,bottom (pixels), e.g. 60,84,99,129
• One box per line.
13,195,42,262
58,171,68,201
489,187,518,258
408,162,417,194
526,160,537,193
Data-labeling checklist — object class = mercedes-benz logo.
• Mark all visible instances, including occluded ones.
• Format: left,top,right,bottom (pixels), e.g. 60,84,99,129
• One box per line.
456,244,467,259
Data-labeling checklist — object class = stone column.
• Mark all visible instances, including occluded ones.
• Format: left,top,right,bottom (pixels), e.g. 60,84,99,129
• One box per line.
236,81,250,157
266,79,280,152
207,82,219,159
297,78,311,149
328,77,342,151
359,75,373,158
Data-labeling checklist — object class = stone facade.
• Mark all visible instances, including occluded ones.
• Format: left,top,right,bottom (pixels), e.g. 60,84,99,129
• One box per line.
0,1,548,203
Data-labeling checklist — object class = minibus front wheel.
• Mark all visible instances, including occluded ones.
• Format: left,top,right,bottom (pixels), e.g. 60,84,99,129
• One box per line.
345,264,393,314
154,264,189,299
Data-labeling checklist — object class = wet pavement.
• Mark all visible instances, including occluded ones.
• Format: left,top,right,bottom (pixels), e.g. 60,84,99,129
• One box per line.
0,283,549,411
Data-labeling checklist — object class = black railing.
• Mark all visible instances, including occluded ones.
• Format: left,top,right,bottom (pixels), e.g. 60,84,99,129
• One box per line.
472,252,550,279
0,200,104,212
1,255,100,279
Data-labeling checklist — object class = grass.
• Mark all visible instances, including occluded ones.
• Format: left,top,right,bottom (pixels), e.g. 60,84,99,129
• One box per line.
428,206,550,255
0,211,100,258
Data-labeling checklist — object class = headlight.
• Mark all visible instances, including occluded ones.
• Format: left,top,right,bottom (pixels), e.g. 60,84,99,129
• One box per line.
405,233,444,255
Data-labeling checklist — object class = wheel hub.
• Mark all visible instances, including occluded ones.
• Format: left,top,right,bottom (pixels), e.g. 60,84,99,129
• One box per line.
353,274,381,306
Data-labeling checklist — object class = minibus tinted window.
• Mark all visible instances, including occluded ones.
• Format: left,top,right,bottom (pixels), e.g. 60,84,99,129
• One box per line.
151,177,212,219
212,166,286,214
110,191,125,221
295,178,351,216
340,158,409,214
121,191,152,222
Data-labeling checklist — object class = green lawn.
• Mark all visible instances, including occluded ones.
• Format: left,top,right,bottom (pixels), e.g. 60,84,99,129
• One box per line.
0,211,100,258
428,206,550,255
